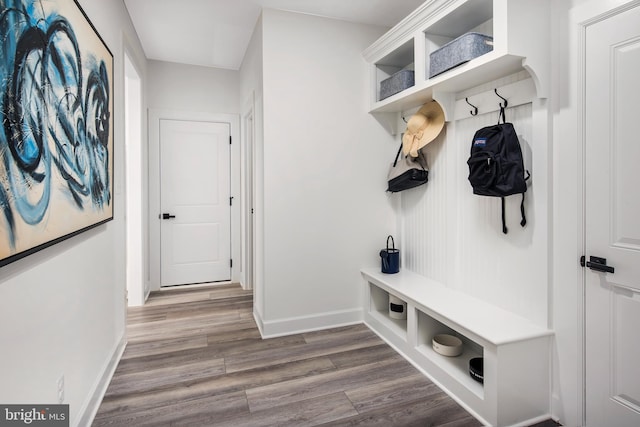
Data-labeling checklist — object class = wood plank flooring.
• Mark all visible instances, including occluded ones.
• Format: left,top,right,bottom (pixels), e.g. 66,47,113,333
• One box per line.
93,283,523,426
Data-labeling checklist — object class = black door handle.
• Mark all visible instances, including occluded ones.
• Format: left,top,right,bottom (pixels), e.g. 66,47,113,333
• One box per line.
584,256,615,274
162,213,176,220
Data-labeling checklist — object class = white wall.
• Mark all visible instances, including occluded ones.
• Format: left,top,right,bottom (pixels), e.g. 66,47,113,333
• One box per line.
398,73,550,328
125,53,146,307
239,15,265,318
550,3,582,425
256,9,396,336
0,0,147,425
147,60,240,113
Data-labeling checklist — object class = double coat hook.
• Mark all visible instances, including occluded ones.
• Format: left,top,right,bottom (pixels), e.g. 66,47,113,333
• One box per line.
465,97,478,116
465,88,508,117
495,88,508,109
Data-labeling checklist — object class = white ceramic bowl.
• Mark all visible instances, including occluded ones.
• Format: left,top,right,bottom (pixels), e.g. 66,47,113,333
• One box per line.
432,334,463,357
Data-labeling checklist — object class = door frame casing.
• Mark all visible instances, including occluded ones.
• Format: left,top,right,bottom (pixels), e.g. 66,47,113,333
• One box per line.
241,92,255,291
148,109,240,291
124,49,146,306
579,1,640,425
552,1,640,426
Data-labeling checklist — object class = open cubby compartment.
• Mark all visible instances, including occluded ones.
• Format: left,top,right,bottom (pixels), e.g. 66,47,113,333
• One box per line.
361,268,553,426
415,309,484,398
368,282,408,340
424,0,494,80
374,38,415,102
364,0,550,117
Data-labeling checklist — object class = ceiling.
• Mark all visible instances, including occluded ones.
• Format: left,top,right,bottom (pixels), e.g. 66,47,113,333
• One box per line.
123,0,425,70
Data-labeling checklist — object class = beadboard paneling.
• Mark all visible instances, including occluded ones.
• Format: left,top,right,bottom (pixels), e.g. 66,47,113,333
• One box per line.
400,128,449,284
398,78,548,327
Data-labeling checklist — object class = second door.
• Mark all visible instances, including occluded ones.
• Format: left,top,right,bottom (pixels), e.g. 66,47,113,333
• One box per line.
160,119,231,287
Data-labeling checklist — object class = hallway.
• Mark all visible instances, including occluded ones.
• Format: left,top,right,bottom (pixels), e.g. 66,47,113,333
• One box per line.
92,284,481,426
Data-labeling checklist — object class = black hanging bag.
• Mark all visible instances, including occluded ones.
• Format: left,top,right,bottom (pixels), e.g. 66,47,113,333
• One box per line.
386,142,428,193
467,106,530,234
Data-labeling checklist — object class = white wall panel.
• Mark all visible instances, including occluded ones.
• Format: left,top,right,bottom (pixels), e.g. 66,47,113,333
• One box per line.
398,79,548,327
147,60,240,113
0,0,148,425
258,10,394,333
400,129,449,284
454,104,546,325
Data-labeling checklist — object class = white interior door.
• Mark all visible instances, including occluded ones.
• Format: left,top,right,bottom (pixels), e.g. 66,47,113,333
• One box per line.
160,119,231,287
585,5,640,426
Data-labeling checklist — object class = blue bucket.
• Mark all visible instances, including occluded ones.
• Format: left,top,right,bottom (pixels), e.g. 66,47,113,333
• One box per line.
380,235,400,274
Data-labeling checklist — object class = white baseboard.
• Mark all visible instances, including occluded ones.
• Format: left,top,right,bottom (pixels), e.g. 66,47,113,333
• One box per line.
256,308,364,338
76,335,127,427
253,308,265,336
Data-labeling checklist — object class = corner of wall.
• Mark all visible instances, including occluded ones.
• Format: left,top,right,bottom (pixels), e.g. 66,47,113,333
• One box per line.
77,336,127,427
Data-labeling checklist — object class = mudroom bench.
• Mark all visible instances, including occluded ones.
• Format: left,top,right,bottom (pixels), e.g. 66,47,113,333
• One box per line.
361,268,554,427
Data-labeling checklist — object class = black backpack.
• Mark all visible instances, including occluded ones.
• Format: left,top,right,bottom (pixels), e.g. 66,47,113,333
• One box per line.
467,107,530,234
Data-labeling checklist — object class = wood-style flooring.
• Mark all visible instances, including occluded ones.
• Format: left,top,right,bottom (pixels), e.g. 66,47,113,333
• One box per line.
92,284,553,427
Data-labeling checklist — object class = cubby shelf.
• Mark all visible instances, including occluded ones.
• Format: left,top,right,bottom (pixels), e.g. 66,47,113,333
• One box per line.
363,0,550,119
361,268,553,427
415,343,484,399
361,1,553,423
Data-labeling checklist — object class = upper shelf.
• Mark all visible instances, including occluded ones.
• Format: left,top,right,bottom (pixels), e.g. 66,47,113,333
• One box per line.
362,0,550,116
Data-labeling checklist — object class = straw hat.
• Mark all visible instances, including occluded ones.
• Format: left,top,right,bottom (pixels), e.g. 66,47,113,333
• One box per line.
402,101,445,157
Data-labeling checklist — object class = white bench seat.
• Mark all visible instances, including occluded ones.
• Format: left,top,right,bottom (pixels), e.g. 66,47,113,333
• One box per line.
361,268,554,427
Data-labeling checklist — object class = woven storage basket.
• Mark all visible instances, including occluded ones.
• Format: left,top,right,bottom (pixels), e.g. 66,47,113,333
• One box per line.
379,69,414,100
429,32,493,78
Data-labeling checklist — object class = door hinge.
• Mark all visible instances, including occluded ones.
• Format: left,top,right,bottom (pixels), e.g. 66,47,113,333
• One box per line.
229,136,232,145
230,196,234,206
580,255,585,267
230,259,233,268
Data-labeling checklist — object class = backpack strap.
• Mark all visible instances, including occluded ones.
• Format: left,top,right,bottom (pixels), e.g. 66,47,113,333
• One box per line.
498,105,506,124
520,170,531,227
501,197,508,234
502,193,527,234
392,143,403,167
520,193,527,227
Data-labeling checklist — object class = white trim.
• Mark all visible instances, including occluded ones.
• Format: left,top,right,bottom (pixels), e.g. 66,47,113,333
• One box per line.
76,336,127,427
577,14,588,427
362,0,458,62
123,47,145,307
241,92,255,292
550,2,640,425
257,309,364,339
253,308,265,337
575,3,640,425
148,109,240,291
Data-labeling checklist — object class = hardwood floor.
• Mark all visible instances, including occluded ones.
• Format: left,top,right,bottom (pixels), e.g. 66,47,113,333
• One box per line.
92,284,497,426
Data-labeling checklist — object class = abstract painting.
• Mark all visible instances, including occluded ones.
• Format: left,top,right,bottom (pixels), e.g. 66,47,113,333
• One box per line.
0,0,113,267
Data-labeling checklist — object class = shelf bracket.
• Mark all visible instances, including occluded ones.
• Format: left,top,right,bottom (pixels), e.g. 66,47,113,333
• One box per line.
432,90,455,122
371,112,399,135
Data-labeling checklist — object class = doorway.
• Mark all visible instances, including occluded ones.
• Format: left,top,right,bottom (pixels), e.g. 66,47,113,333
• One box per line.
242,99,255,292
148,110,239,291
159,119,231,287
124,51,145,306
584,3,640,426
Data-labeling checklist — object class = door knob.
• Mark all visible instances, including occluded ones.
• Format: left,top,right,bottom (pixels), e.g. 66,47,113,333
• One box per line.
162,213,176,220
581,255,615,273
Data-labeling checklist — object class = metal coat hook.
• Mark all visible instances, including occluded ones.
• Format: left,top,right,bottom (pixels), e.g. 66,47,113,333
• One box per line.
465,97,478,116
494,88,508,109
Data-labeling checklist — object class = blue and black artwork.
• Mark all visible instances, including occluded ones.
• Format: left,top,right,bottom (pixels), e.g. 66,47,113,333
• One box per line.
0,0,113,266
